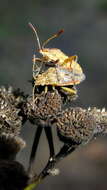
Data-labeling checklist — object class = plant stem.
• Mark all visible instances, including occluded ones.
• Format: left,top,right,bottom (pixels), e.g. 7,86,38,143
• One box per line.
31,143,76,182
28,125,43,173
44,126,55,158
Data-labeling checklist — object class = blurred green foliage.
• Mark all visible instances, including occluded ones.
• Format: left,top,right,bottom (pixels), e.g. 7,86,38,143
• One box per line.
97,0,107,12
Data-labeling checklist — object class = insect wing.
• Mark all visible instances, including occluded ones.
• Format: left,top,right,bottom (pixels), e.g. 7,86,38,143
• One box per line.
70,59,86,84
56,63,85,85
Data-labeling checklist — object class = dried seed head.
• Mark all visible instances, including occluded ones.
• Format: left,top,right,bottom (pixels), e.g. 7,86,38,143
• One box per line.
23,90,62,122
0,108,22,135
0,160,29,190
87,107,107,136
0,86,24,135
0,133,26,160
55,107,96,145
0,86,26,108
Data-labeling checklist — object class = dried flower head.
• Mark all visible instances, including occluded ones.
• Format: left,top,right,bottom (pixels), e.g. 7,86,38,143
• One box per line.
0,86,24,135
0,160,29,190
87,107,107,136
23,90,62,123
54,107,97,145
0,86,26,108
0,133,26,160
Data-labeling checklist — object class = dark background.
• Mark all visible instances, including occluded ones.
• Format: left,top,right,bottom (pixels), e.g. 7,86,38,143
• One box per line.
0,0,107,189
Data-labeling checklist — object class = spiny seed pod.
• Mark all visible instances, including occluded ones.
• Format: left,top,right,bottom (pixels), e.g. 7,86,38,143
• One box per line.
0,160,29,190
55,107,97,145
87,107,107,136
0,86,24,135
0,133,26,160
23,90,62,122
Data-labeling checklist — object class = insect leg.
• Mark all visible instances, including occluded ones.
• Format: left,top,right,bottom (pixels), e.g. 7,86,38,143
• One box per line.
32,54,43,109
52,86,56,91
61,86,76,95
44,86,48,93
32,55,42,78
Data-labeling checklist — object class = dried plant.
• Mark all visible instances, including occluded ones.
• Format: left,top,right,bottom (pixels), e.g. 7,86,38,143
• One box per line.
0,85,107,190
0,27,107,190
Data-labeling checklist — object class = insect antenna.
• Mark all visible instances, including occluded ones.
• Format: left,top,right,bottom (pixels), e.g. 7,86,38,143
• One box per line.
42,29,64,48
28,22,41,50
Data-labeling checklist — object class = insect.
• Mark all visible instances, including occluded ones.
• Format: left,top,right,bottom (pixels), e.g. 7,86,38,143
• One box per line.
29,23,85,105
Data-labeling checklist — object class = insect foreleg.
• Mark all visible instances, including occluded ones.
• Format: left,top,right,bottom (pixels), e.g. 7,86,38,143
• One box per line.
33,55,43,78
61,86,77,95
33,57,43,63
